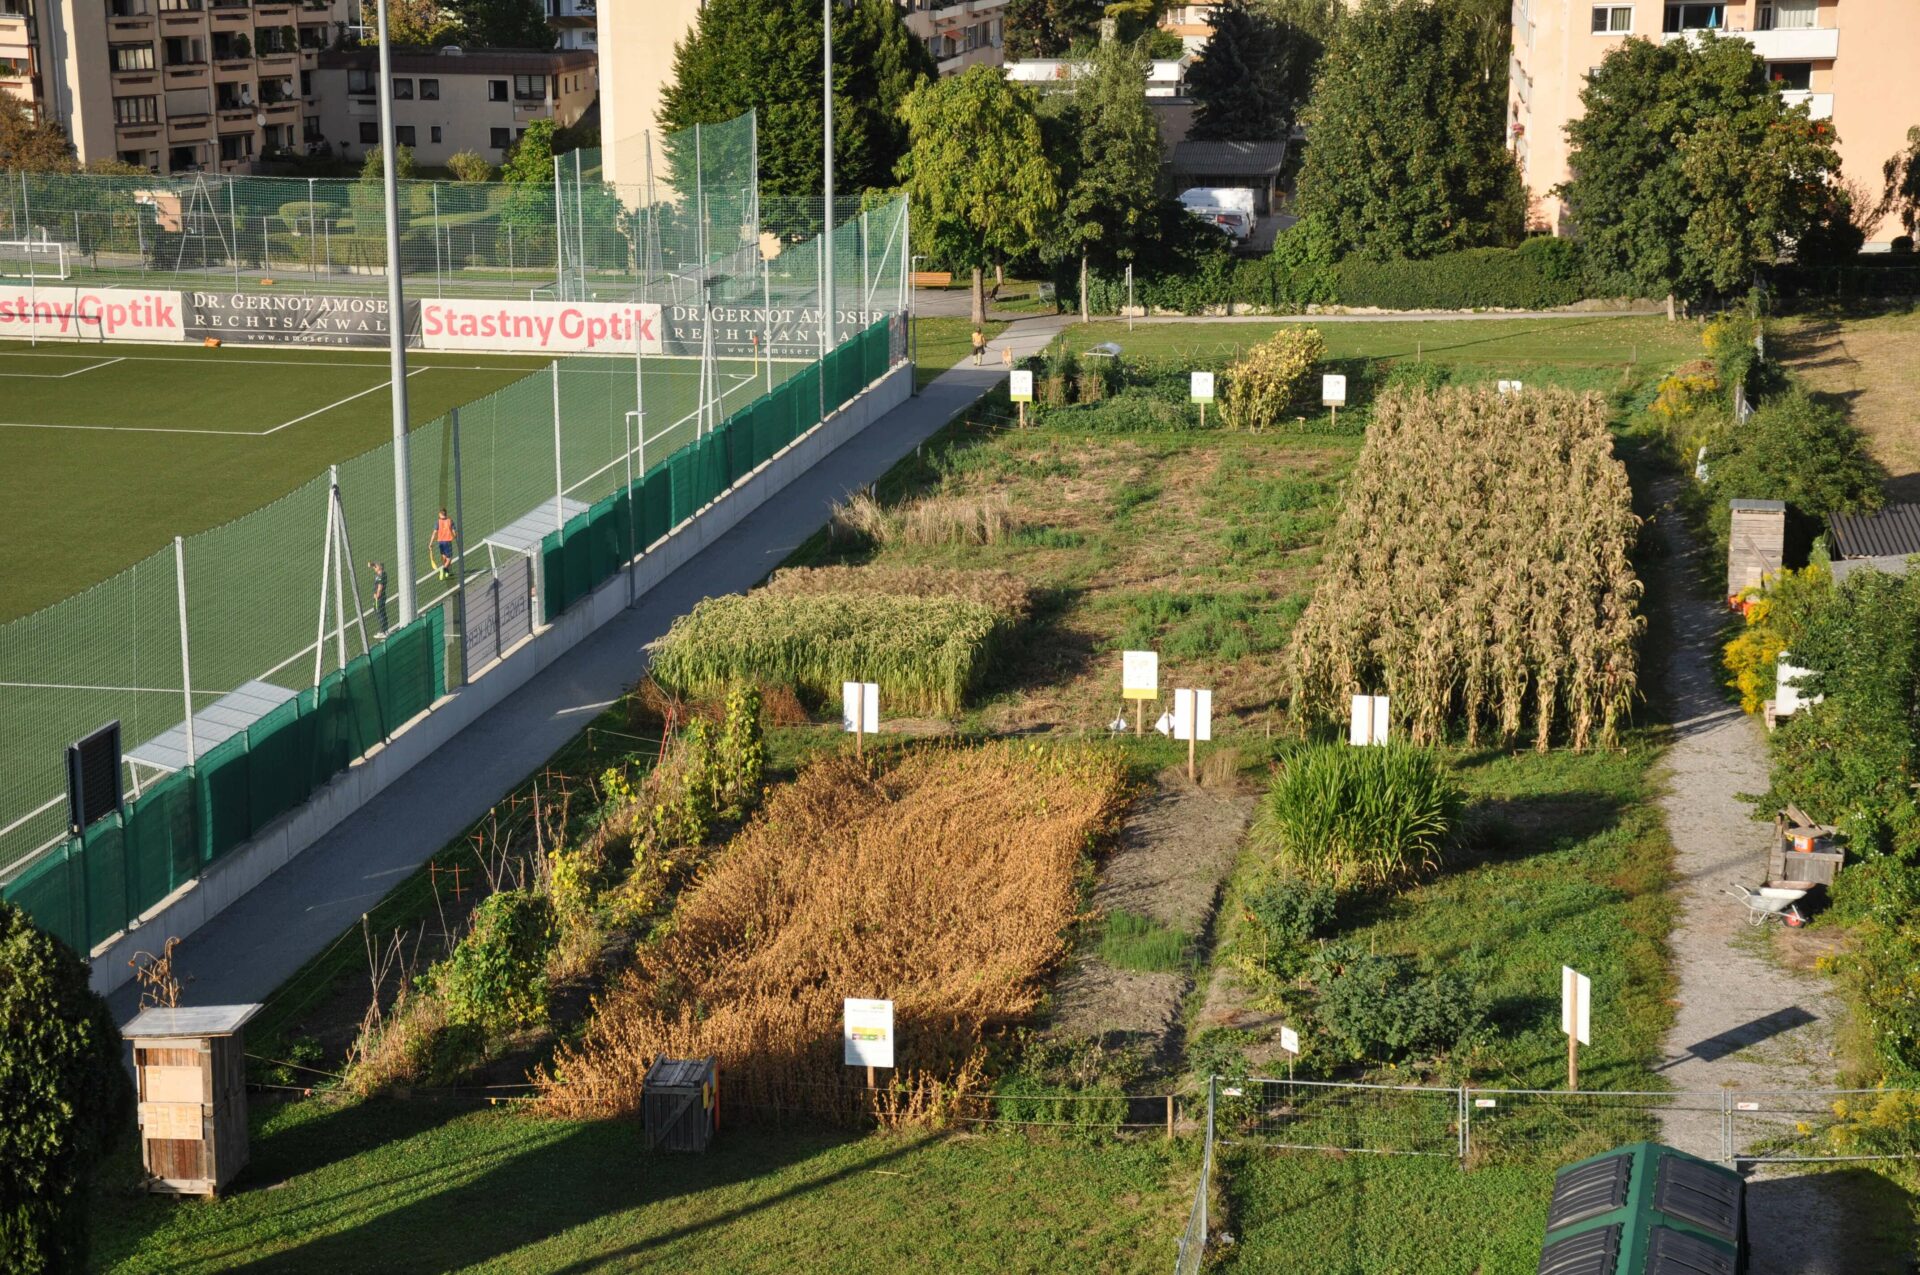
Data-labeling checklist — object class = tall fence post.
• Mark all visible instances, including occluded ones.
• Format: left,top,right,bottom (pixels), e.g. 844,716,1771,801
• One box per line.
551,361,564,532
174,536,196,765
308,176,317,282
451,407,469,688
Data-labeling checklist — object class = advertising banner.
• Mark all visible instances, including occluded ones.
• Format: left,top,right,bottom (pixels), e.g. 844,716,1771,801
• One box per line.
186,291,418,348
659,303,889,361
419,299,663,355
0,286,187,343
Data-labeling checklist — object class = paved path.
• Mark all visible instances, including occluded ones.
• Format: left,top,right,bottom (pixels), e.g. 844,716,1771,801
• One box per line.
107,313,1073,1025
1647,475,1849,1274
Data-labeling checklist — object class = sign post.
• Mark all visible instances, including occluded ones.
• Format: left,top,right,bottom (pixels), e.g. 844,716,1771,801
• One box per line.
1498,379,1525,396
1190,371,1215,429
1280,1025,1300,1082
844,997,895,1095
1561,966,1591,1091
1349,694,1390,746
1173,687,1212,782
1122,650,1158,736
1321,373,1347,429
1009,368,1033,430
842,680,879,759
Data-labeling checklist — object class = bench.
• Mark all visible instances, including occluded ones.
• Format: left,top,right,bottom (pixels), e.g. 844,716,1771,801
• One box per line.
911,270,954,288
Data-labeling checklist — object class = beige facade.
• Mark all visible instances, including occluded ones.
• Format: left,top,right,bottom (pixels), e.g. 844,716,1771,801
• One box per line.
314,46,595,168
595,1,1006,189
1511,0,1918,244
1,0,351,176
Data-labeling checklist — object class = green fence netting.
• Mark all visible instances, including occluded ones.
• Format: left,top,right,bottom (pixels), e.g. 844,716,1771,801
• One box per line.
3,608,444,952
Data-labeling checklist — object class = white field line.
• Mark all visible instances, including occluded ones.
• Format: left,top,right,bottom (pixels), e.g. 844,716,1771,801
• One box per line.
258,366,433,436
0,366,435,435
0,356,124,379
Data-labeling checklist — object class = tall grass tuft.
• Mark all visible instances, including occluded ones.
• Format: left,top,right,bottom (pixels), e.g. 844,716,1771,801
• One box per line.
1249,743,1463,889
829,490,1022,547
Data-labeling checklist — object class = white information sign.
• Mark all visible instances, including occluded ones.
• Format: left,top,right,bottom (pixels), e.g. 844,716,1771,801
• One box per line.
843,998,895,1068
1009,369,1034,403
841,681,879,734
1497,379,1524,395
1280,1026,1300,1056
1173,688,1212,742
1190,371,1216,403
1561,966,1592,1046
1321,373,1348,407
1349,694,1390,746
1122,650,1159,701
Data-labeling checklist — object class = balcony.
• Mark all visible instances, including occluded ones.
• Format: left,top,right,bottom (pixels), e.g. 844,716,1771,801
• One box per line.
168,113,211,138
1779,88,1833,119
1741,26,1838,60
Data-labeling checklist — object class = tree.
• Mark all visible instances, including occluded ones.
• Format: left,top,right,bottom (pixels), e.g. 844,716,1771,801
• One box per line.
1188,0,1292,142
0,95,76,173
0,904,131,1273
657,0,933,234
1291,0,1523,261
1044,40,1164,318
444,0,550,48
499,118,555,186
898,65,1062,324
446,149,493,182
383,0,458,45
1885,126,1920,239
358,142,418,182
1004,0,1105,58
1559,33,1839,304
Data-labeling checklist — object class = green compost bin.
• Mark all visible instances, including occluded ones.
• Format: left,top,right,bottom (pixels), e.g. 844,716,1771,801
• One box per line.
1537,1141,1745,1275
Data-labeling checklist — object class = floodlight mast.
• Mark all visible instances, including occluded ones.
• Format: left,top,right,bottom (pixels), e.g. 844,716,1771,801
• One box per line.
375,2,416,624
822,0,835,358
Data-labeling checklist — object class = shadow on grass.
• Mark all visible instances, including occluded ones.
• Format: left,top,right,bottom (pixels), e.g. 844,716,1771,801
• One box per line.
1745,1166,1916,1274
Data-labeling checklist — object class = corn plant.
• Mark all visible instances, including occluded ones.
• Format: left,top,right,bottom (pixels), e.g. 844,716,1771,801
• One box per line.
1286,385,1644,750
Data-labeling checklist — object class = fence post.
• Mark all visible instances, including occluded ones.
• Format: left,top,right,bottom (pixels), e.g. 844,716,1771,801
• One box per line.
1203,1076,1214,1244
551,362,564,532
174,536,196,765
308,177,317,282
432,181,442,298
451,407,469,688
1721,1088,1732,1164
1459,1086,1468,1167
1166,1093,1174,1141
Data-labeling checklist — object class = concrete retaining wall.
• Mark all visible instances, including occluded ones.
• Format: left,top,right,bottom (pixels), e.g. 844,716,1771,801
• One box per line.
89,361,914,993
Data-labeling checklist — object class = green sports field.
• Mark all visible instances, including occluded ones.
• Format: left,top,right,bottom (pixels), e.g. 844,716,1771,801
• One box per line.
0,341,784,623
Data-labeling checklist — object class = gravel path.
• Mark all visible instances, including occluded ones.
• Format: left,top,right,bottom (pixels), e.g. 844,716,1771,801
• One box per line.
1647,474,1852,1274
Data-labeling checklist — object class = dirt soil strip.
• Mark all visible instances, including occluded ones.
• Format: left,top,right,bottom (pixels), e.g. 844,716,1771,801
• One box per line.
1046,768,1253,1061
1648,473,1852,1275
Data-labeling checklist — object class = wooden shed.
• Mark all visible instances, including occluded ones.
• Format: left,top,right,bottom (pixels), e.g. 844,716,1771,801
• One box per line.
122,1004,261,1196
1727,499,1786,605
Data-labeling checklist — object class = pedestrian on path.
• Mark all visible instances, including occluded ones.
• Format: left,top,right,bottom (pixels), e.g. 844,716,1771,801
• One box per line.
971,327,985,366
367,561,388,636
1000,346,1013,370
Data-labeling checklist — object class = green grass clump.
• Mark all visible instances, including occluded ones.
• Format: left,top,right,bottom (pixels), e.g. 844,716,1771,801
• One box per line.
1250,744,1464,889
1097,909,1192,973
649,592,1000,716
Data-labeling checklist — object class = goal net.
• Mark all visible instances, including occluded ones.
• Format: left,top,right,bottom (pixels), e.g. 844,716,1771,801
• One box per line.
0,239,71,281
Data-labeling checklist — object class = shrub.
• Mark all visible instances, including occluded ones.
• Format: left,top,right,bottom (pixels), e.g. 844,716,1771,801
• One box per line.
1308,945,1488,1065
1250,744,1463,888
1244,876,1338,946
1042,393,1199,433
1377,359,1451,396
1330,238,1586,311
1219,327,1326,431
0,904,130,1274
446,150,493,182
829,490,1023,547
991,1075,1129,1133
1700,386,1881,557
431,889,556,1030
1722,563,1827,714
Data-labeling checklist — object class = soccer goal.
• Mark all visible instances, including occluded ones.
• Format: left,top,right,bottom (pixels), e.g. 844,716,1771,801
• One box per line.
0,239,72,281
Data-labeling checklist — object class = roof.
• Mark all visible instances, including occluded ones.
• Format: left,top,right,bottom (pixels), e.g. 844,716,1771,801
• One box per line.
1169,140,1290,176
1727,498,1786,513
125,680,299,775
122,1004,263,1039
319,46,596,76
1829,503,1920,559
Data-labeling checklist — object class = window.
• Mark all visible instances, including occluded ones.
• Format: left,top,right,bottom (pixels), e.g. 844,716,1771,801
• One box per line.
300,70,311,96
1663,3,1725,32
1590,4,1631,32
513,74,543,101
429,125,441,143
218,131,252,161
359,121,377,143
348,67,375,95
395,125,415,146
488,78,507,101
1759,0,1816,30
303,115,321,141
515,127,526,141
164,35,205,65
1768,61,1812,90
111,43,156,72
114,95,158,124
392,77,412,100
419,77,439,100
490,126,511,149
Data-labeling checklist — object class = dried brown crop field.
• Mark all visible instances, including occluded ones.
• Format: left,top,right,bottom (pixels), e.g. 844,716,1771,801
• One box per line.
1777,310,1920,500
1287,386,1644,749
537,742,1130,1120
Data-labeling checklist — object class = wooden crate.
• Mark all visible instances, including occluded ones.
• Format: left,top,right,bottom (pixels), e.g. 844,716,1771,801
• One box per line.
1768,845,1845,887
122,1004,261,1196
643,1055,719,1152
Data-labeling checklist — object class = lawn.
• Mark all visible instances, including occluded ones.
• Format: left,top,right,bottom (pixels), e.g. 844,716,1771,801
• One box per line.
90,1099,1193,1274
1776,306,1920,498
910,316,1007,386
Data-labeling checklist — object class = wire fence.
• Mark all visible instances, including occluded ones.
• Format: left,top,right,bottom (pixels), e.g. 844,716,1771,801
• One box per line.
0,192,912,945
1174,1079,1214,1275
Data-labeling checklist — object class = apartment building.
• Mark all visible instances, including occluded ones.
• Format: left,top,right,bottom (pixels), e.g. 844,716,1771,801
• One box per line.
596,0,1005,188
543,0,593,51
0,0,351,175
1510,0,1915,243
314,45,595,167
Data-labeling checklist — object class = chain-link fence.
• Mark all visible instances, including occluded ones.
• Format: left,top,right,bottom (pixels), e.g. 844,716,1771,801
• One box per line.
0,191,911,949
1174,1079,1215,1275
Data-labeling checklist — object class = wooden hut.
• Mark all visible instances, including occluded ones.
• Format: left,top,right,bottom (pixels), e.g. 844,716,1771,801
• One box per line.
122,1004,261,1196
1726,499,1786,605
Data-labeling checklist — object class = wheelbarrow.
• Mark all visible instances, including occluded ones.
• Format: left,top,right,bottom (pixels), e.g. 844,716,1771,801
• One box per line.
1726,882,1813,928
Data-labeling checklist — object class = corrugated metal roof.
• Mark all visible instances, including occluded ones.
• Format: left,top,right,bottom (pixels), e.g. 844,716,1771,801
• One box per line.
1170,140,1290,175
1829,504,1920,559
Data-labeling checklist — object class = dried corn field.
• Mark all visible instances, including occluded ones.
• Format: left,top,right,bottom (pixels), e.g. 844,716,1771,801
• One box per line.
1287,387,1644,750
536,742,1130,1122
